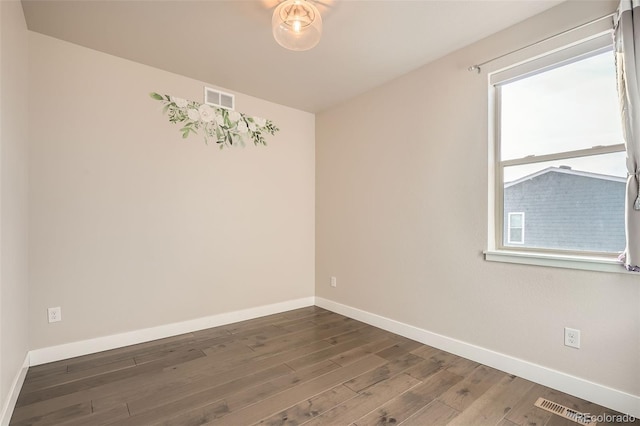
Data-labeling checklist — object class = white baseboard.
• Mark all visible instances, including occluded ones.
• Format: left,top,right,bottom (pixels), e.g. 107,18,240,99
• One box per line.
29,297,315,366
315,297,640,418
21,296,640,418
0,352,29,426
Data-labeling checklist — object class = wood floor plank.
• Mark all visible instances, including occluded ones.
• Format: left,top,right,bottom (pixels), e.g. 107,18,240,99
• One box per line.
223,361,344,411
233,324,294,343
127,363,294,416
273,313,335,332
446,375,535,426
400,400,461,426
301,373,421,426
403,357,443,382
11,392,91,422
317,323,379,345
286,310,344,328
57,404,130,426
91,340,334,414
16,348,206,408
344,352,424,393
248,320,366,353
273,320,318,333
12,347,216,420
436,365,506,412
375,339,424,360
157,355,385,426
324,325,400,346
503,383,556,426
353,369,464,426
497,419,520,426
10,401,91,426
209,356,387,425
410,344,443,359
200,339,255,359
330,338,399,367
254,385,357,426
20,358,136,393
23,365,68,384
117,358,341,425
286,339,370,370
445,357,481,377
67,332,198,372
424,349,464,370
160,338,331,380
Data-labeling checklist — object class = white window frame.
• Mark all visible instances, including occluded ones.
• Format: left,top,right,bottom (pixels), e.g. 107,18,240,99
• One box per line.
485,22,632,273
507,212,525,244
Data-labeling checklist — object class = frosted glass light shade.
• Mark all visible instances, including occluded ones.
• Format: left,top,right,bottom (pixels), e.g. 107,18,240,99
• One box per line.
272,0,322,51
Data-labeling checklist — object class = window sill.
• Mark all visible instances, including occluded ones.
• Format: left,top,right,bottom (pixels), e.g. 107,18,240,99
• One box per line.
484,250,635,274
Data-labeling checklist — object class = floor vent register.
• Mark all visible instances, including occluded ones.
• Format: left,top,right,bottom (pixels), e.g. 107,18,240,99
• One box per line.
534,397,597,425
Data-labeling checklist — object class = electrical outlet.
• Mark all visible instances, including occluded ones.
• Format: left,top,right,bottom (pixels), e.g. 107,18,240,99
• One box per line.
330,276,337,288
564,327,580,349
48,307,62,323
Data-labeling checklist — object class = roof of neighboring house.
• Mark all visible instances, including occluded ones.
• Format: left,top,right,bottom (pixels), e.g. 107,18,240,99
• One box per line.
504,166,626,189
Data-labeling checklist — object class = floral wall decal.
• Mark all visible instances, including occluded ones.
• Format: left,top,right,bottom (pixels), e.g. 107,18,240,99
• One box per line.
150,93,279,148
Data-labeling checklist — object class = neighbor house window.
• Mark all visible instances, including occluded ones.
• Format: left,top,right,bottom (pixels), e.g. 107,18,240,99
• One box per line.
491,32,626,255
507,212,525,244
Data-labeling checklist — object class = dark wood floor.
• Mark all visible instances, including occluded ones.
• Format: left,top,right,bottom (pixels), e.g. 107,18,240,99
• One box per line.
10,307,637,425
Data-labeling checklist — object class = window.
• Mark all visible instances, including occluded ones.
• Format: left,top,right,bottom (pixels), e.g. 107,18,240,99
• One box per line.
491,33,626,256
507,212,525,244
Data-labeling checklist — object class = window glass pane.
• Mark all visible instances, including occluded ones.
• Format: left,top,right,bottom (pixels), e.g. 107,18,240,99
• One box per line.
500,50,623,161
509,213,523,228
502,153,626,252
509,228,523,243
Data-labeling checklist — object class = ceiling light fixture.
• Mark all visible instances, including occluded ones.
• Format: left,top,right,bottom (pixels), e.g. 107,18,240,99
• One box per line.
272,0,322,51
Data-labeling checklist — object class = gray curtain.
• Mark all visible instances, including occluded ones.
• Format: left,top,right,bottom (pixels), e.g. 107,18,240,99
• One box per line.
615,0,640,271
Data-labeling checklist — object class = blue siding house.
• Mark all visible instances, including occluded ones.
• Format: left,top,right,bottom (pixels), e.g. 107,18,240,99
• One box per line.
503,166,625,253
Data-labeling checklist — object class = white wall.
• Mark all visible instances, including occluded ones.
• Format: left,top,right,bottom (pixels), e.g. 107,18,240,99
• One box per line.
316,0,640,402
0,0,29,416
28,33,315,349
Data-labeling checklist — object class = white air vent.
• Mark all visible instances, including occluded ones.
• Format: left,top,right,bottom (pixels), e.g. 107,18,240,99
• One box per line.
204,87,235,110
534,398,596,425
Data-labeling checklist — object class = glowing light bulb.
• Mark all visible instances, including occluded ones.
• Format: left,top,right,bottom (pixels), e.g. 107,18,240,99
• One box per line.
272,0,322,51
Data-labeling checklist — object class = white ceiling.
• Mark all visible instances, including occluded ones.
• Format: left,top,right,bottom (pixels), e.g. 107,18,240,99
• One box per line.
21,0,564,112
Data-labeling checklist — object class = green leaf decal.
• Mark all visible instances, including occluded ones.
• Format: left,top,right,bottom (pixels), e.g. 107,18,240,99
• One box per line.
150,92,279,150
